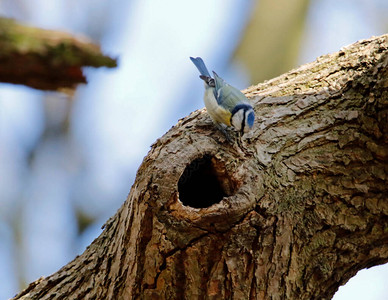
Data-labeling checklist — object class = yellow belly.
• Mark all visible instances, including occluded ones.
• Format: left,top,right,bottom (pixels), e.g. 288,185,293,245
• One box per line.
204,89,231,126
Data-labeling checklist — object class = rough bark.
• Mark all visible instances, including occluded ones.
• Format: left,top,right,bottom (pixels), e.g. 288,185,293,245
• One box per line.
14,34,388,300
0,18,117,91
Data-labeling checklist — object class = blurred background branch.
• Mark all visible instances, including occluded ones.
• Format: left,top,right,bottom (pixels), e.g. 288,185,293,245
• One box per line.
0,17,116,90
234,0,310,83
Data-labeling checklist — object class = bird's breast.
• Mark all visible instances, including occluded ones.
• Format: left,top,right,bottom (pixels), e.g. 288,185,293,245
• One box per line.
203,88,231,126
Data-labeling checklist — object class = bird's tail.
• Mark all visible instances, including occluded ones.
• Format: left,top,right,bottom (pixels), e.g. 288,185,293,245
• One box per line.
190,57,211,77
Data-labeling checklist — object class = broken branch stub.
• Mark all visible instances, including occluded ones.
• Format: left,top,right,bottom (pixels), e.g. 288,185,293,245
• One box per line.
0,17,117,91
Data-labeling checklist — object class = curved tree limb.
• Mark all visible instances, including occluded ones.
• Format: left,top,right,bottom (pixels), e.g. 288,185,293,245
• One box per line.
14,34,388,299
0,18,117,91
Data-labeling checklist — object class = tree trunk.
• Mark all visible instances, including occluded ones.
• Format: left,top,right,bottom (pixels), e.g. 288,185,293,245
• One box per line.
14,34,388,300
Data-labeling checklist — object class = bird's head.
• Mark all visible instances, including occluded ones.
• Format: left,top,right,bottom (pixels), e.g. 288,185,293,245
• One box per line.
231,104,255,134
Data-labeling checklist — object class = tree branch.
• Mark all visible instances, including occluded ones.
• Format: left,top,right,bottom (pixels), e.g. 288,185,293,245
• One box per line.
0,18,117,91
13,34,388,299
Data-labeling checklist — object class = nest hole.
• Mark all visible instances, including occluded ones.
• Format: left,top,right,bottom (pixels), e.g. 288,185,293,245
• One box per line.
178,155,237,208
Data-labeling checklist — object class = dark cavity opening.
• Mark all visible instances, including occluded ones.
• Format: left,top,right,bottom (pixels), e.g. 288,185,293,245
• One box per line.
178,155,236,208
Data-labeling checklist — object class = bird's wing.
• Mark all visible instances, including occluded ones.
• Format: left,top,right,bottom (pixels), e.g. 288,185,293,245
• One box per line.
213,72,248,111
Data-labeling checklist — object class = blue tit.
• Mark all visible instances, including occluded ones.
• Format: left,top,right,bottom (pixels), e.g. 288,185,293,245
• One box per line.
190,57,255,137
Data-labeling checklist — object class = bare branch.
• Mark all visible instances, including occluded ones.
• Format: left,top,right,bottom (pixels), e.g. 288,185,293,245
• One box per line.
0,18,117,91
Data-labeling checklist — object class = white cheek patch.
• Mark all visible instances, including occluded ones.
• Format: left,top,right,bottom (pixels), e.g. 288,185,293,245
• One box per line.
231,109,244,131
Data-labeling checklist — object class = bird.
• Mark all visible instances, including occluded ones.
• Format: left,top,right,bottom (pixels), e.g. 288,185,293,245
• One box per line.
190,56,255,139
